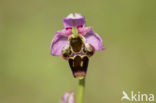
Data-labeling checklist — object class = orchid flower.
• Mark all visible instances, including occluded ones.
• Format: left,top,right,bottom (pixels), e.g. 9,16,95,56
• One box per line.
51,13,104,78
51,13,104,103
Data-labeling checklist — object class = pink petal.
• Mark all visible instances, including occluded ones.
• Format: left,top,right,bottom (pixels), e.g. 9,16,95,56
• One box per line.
78,26,92,35
84,31,104,51
51,32,68,56
63,13,85,28
61,91,75,103
57,29,72,36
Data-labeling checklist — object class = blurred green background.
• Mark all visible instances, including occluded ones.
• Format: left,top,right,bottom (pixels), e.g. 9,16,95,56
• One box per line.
0,0,156,103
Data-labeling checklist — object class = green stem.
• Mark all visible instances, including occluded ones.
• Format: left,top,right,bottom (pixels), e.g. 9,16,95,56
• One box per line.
77,78,85,103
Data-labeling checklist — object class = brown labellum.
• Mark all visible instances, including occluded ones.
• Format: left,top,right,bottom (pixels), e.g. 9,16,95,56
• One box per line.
68,55,89,78
61,35,95,78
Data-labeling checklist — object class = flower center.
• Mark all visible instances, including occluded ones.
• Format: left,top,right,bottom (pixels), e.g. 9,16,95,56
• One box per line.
72,27,78,35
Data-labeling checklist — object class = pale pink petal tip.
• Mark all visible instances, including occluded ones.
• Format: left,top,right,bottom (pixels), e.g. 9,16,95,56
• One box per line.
61,91,75,103
78,26,92,35
66,13,83,19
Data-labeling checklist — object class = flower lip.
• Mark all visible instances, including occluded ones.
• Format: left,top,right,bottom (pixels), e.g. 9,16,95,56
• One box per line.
63,13,85,28
68,55,89,78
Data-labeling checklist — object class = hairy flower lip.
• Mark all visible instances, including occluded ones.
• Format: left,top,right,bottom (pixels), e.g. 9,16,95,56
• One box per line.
68,55,89,78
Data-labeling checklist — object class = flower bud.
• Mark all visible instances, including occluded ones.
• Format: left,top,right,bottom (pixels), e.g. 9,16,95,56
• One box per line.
61,91,75,103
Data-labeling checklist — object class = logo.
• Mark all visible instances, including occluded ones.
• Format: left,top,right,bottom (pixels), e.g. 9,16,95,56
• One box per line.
121,91,154,102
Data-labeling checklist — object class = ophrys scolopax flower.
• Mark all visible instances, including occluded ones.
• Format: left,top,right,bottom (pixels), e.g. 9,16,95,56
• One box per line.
51,13,104,78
